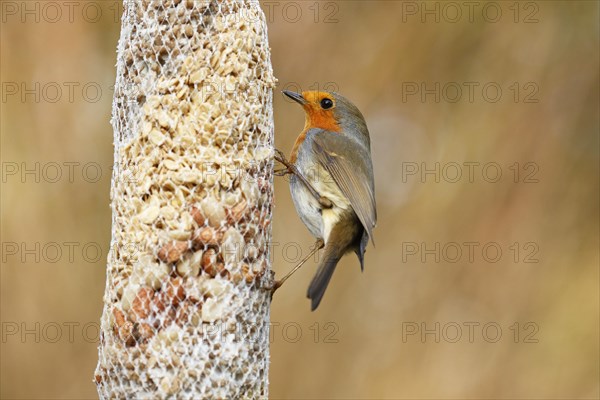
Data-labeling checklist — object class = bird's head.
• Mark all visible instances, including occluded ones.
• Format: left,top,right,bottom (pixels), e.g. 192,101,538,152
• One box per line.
283,90,369,143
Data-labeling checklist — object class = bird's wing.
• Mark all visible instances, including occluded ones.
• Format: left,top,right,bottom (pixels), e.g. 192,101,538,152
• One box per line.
311,129,377,242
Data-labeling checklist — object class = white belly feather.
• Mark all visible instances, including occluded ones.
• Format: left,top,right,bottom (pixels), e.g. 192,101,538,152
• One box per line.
290,163,350,244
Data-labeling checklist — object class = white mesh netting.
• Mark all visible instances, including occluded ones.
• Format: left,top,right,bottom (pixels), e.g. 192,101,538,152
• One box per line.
95,0,276,397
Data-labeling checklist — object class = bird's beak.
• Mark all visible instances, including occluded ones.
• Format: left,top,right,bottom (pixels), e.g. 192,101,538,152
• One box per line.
283,90,306,105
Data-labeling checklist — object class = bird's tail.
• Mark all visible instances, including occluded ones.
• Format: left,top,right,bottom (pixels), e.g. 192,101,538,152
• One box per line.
307,240,345,311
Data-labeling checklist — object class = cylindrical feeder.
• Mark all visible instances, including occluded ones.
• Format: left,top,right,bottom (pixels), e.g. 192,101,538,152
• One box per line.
95,0,276,397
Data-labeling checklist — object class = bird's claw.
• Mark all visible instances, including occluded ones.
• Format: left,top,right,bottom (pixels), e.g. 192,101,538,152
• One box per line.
264,239,325,296
270,280,283,293
262,279,285,300
273,148,294,175
274,168,291,177
273,148,288,164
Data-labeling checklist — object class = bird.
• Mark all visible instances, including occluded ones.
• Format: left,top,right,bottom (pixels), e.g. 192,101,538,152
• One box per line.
275,90,377,311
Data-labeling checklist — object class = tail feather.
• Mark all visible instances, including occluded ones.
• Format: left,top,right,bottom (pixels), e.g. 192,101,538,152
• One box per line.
307,245,344,311
307,211,363,311
355,229,369,272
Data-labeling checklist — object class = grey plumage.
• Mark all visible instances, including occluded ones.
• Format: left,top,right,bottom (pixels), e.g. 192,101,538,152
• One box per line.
285,91,377,310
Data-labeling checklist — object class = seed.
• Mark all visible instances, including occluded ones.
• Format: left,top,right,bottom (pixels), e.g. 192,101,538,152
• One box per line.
130,287,154,322
192,227,221,248
157,241,190,263
190,205,206,226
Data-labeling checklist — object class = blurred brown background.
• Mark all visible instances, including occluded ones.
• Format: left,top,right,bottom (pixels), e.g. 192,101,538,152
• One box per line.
1,1,598,399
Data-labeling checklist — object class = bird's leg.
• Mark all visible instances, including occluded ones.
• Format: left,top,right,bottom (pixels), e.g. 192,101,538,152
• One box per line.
266,239,325,294
273,149,333,209
273,150,291,176
273,167,291,176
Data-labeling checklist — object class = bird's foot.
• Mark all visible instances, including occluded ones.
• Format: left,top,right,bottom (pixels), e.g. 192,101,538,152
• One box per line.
264,280,283,294
261,239,325,295
273,168,291,177
273,148,296,176
273,148,290,167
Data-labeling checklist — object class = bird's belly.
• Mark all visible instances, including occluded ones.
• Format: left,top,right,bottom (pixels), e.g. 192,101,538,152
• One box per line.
290,177,323,239
290,163,350,244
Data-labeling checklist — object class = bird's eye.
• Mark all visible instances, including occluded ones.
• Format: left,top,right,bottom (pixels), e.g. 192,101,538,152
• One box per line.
320,98,334,109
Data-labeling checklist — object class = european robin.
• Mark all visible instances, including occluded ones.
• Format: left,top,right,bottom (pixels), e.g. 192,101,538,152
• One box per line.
277,90,377,311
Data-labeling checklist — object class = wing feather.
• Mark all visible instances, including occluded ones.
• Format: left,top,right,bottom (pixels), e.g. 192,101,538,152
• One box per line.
311,131,377,243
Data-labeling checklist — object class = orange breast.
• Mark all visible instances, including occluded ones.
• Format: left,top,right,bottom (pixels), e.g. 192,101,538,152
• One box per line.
290,107,341,164
289,128,308,164
309,109,341,133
